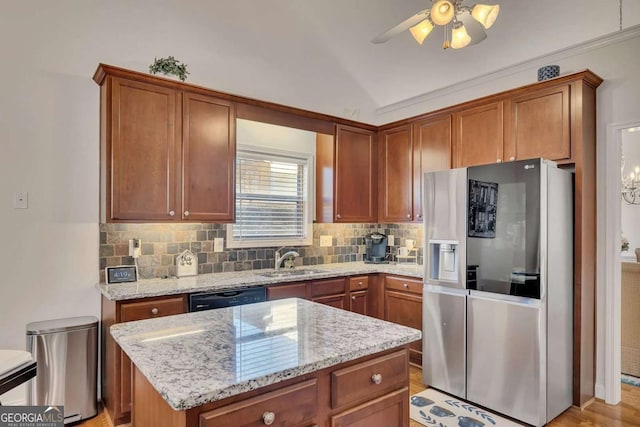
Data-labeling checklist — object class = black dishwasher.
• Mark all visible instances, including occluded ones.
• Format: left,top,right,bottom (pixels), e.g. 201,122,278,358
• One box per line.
188,287,266,312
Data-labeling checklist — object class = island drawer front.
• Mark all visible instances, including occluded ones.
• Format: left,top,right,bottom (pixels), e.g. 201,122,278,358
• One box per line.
330,387,408,427
311,278,346,297
330,350,408,409
199,379,318,427
120,297,186,322
348,276,369,291
384,276,422,295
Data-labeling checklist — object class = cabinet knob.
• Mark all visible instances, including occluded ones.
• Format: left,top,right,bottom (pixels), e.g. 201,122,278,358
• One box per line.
496,158,502,163
403,283,409,288
262,411,275,425
509,156,515,161
417,214,423,219
151,308,159,315
371,373,383,385
168,210,175,217
407,214,411,219
184,211,190,217
336,214,341,219
358,281,363,286
352,296,356,300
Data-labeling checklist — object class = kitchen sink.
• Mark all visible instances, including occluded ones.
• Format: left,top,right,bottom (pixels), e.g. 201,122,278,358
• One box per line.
256,269,325,279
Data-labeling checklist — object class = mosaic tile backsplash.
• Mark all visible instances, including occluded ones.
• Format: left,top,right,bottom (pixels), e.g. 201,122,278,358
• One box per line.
99,223,423,282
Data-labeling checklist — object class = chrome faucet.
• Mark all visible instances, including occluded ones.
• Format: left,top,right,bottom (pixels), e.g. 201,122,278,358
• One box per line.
274,247,300,270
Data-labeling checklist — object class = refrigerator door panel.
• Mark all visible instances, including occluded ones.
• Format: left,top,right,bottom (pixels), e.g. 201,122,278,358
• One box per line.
467,292,546,427
422,285,466,398
424,168,467,289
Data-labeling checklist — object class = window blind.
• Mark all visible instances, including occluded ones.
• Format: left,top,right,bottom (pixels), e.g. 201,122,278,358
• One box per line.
233,149,309,243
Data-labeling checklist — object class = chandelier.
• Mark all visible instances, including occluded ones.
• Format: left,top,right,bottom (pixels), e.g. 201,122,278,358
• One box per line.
621,154,640,205
409,0,499,49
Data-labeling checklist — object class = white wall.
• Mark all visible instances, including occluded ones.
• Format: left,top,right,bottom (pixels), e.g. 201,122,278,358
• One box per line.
621,129,640,261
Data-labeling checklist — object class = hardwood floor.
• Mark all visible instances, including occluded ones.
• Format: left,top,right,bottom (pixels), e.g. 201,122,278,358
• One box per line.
80,367,640,427
409,366,640,427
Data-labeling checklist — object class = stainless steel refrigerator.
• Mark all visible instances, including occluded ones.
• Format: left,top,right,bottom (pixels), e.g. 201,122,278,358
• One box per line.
422,158,573,427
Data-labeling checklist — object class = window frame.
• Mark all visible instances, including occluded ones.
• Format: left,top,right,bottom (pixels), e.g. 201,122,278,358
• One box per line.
227,144,315,249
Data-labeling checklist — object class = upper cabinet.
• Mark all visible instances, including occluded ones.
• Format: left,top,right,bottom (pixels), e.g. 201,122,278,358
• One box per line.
95,66,235,222
379,125,413,223
412,115,452,221
334,125,377,223
453,101,504,167
505,84,570,162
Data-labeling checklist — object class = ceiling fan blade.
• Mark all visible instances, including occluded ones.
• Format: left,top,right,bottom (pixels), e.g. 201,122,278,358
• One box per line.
458,10,487,46
371,9,429,44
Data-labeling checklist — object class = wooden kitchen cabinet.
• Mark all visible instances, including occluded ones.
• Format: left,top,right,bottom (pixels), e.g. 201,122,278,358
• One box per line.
505,84,570,162
101,295,187,425
378,125,413,222
94,65,235,222
348,276,369,316
334,125,377,223
412,114,452,221
383,275,423,366
330,388,408,427
311,277,347,309
266,281,309,300
453,101,504,167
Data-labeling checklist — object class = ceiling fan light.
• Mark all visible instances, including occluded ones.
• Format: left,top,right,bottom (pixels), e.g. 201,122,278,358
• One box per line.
471,4,500,29
450,23,471,49
431,0,455,26
409,19,434,44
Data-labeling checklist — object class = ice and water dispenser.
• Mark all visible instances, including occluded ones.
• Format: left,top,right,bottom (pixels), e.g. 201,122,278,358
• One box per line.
428,240,459,282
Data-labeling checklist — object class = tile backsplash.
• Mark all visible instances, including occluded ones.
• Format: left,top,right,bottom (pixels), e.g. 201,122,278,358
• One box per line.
99,223,423,282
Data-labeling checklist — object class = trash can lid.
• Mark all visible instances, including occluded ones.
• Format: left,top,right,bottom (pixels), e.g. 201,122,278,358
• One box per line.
26,316,98,335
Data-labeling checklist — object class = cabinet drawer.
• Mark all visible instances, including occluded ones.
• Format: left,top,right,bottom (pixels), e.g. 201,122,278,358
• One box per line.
331,350,408,409
330,387,408,427
200,379,317,427
311,278,346,297
266,282,308,300
384,276,422,295
120,297,185,322
348,276,369,291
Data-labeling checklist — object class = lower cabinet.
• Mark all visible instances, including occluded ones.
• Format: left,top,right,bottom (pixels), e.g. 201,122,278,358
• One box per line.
311,277,347,309
330,388,408,427
101,295,187,425
384,275,423,366
348,275,369,316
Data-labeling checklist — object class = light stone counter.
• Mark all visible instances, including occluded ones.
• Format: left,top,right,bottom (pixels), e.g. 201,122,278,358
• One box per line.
98,261,423,301
110,298,421,411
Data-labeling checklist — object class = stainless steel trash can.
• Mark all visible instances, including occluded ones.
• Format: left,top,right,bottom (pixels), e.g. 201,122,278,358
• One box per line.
26,316,98,424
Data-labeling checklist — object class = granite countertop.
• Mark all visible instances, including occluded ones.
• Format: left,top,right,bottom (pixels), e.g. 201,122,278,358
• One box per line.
98,261,423,301
110,298,421,411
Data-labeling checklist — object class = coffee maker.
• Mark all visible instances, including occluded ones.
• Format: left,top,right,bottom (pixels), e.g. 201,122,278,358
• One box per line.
363,232,389,264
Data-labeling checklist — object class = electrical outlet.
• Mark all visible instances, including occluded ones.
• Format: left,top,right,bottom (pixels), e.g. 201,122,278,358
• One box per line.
14,192,28,209
320,235,332,247
129,238,141,258
388,235,395,246
214,238,224,253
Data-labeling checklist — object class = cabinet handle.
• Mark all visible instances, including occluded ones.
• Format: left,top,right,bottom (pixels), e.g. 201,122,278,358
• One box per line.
403,283,409,288
417,214,423,219
184,211,190,217
168,210,175,217
262,411,275,425
336,214,341,219
371,373,383,385
509,156,515,161
496,158,502,163
151,308,159,315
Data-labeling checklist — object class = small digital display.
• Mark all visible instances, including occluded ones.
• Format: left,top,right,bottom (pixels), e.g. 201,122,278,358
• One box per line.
106,266,138,284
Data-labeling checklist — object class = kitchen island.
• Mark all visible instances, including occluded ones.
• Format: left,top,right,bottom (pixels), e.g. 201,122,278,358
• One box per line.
110,298,421,427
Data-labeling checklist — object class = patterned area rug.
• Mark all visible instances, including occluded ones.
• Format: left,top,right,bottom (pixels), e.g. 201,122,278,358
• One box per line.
410,388,523,427
622,374,640,387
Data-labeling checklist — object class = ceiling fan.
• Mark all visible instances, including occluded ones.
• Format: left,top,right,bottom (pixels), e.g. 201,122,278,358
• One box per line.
372,0,500,49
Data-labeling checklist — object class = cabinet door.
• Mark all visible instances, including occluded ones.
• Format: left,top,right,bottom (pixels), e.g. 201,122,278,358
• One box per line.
384,290,422,365
507,84,570,161
335,125,377,222
182,93,236,221
379,125,413,222
313,294,346,310
266,282,309,300
330,388,408,427
110,78,179,221
454,101,504,167
349,291,368,316
412,115,452,221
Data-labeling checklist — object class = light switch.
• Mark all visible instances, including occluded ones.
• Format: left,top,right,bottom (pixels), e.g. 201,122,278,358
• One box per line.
214,238,224,252
320,235,332,247
388,235,395,246
14,192,28,209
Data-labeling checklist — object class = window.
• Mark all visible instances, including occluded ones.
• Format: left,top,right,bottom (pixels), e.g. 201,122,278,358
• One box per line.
227,145,313,248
